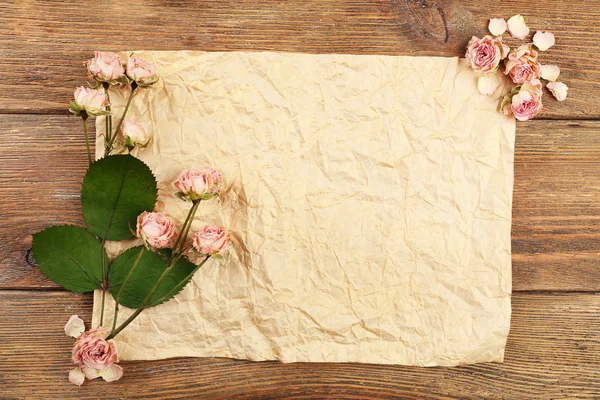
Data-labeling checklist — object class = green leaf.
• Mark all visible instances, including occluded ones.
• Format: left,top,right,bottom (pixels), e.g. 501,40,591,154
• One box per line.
32,226,106,292
82,155,157,241
108,246,198,308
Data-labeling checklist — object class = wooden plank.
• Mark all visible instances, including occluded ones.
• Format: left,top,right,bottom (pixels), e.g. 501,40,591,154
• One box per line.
0,290,598,398
2,116,600,291
0,0,598,118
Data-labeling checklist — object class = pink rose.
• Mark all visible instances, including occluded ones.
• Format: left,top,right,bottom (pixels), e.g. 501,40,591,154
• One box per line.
122,119,151,148
87,52,125,83
501,79,543,121
173,167,225,201
69,328,123,385
126,56,158,87
465,35,509,74
70,87,109,117
504,44,541,85
136,211,178,249
192,224,230,256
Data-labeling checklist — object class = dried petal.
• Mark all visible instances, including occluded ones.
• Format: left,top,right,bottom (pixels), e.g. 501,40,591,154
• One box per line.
547,81,568,101
507,14,529,39
68,367,85,386
100,364,124,382
488,18,507,36
64,315,85,338
533,31,555,51
541,65,560,82
82,367,101,380
477,76,499,96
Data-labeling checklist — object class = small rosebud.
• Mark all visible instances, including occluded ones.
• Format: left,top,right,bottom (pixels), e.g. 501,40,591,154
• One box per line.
70,87,109,117
122,119,151,148
136,211,178,249
126,56,158,88
192,224,230,256
87,52,126,84
173,167,225,202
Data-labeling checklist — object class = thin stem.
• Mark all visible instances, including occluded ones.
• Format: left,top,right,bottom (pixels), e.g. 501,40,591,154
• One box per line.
82,116,92,165
111,247,146,332
172,200,199,254
107,84,137,152
104,88,112,157
100,289,106,326
176,201,200,255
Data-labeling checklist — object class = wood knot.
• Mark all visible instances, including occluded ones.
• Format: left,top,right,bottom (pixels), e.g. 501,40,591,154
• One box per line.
405,0,449,43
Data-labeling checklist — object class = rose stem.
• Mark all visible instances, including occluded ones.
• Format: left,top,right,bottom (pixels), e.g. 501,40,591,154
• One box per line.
176,200,200,254
82,114,92,165
106,200,200,340
103,83,112,157
111,246,145,332
106,82,137,152
171,200,200,253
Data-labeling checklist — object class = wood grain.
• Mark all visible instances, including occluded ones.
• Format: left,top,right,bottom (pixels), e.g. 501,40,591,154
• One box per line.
2,116,600,291
0,290,598,399
0,0,599,118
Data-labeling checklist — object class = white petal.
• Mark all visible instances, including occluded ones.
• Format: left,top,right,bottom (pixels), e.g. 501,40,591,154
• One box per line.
533,31,555,51
82,367,101,380
100,364,124,382
64,315,85,338
488,18,507,36
477,76,499,96
547,81,568,101
68,367,85,386
541,65,560,82
507,14,530,39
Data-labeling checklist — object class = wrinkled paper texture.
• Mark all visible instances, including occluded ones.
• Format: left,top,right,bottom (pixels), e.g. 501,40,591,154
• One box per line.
93,51,515,366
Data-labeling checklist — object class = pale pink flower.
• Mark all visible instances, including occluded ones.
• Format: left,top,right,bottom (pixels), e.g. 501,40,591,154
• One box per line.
504,44,541,85
136,211,178,249
126,56,158,87
122,119,151,148
488,18,507,36
502,80,543,121
70,87,109,117
64,315,85,338
70,328,123,384
533,31,555,51
465,35,509,74
173,167,225,201
192,224,230,256
547,81,568,101
507,14,529,39
87,52,125,83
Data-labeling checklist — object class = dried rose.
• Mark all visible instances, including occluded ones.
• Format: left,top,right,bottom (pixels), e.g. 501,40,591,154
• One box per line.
192,224,230,256
70,87,109,117
465,35,509,74
70,328,123,385
122,119,151,148
136,211,178,249
501,79,543,121
87,52,126,84
504,44,541,85
126,56,158,87
173,167,225,202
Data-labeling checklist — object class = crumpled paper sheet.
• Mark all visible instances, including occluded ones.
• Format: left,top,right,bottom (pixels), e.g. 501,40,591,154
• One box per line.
92,51,515,366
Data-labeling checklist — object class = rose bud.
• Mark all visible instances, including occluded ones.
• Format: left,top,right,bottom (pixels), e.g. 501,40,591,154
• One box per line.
465,35,510,74
136,211,178,249
126,56,158,87
69,328,123,385
87,51,126,84
501,79,543,121
504,44,542,85
173,167,225,202
192,224,230,256
69,87,109,117
122,119,151,148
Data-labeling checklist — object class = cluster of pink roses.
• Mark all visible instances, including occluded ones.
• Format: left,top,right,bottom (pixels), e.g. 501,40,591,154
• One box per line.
465,14,568,121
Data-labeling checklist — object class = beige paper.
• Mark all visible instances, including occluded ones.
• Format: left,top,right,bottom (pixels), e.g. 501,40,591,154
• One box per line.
93,51,515,366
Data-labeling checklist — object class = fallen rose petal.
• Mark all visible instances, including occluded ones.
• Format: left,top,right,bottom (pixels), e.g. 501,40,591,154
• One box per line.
68,367,85,386
477,76,499,95
488,18,507,36
64,315,85,338
547,81,568,101
541,65,560,81
82,367,102,380
100,364,124,382
533,31,555,51
507,14,529,39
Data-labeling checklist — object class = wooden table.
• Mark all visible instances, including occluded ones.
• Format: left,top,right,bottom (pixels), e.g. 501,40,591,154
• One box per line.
1,1,599,398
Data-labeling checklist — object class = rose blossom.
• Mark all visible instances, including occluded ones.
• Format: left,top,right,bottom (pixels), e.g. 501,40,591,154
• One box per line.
87,52,125,83
136,211,178,249
122,119,151,148
504,44,541,85
69,328,123,385
192,224,230,256
126,56,158,87
70,87,109,117
173,167,224,201
465,35,509,74
501,79,543,121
